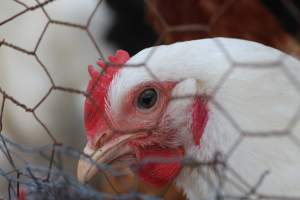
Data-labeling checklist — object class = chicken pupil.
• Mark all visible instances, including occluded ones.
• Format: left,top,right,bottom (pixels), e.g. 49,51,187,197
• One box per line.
137,88,157,109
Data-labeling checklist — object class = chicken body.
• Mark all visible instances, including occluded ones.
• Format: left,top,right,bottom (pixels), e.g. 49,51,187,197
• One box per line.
78,38,300,200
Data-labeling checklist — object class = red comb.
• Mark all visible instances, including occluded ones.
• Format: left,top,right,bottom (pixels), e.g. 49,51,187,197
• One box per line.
84,50,130,140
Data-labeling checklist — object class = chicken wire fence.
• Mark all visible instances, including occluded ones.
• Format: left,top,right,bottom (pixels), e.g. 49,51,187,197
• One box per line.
0,0,300,199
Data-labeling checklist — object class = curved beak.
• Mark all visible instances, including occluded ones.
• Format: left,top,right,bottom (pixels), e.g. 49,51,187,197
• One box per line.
77,132,146,183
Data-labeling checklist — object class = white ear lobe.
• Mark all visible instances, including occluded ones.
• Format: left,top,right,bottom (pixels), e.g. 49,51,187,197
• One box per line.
171,78,201,99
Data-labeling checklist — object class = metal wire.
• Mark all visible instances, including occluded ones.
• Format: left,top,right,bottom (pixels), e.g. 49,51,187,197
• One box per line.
0,0,300,199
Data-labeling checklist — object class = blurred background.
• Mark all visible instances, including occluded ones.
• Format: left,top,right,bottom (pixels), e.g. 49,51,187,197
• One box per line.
0,0,300,199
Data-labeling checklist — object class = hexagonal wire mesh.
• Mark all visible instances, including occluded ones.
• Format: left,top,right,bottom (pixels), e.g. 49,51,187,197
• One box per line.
0,0,300,199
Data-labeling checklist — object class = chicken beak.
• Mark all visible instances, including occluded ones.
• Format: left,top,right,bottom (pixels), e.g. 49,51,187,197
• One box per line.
77,133,145,183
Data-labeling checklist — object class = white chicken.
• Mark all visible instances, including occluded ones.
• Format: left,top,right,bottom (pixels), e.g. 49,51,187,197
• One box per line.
77,38,300,200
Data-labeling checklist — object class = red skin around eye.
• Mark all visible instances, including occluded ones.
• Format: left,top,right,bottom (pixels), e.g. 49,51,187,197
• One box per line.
111,81,177,133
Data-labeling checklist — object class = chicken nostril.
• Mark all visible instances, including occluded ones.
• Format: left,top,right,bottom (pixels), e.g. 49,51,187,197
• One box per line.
95,132,113,149
95,133,106,149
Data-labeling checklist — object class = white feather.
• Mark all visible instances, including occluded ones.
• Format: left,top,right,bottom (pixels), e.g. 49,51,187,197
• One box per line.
109,38,300,200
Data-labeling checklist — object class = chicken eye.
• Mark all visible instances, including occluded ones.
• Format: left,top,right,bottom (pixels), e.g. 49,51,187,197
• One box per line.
137,88,158,109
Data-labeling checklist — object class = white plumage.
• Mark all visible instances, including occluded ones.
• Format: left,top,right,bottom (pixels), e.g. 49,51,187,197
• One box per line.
109,38,300,200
